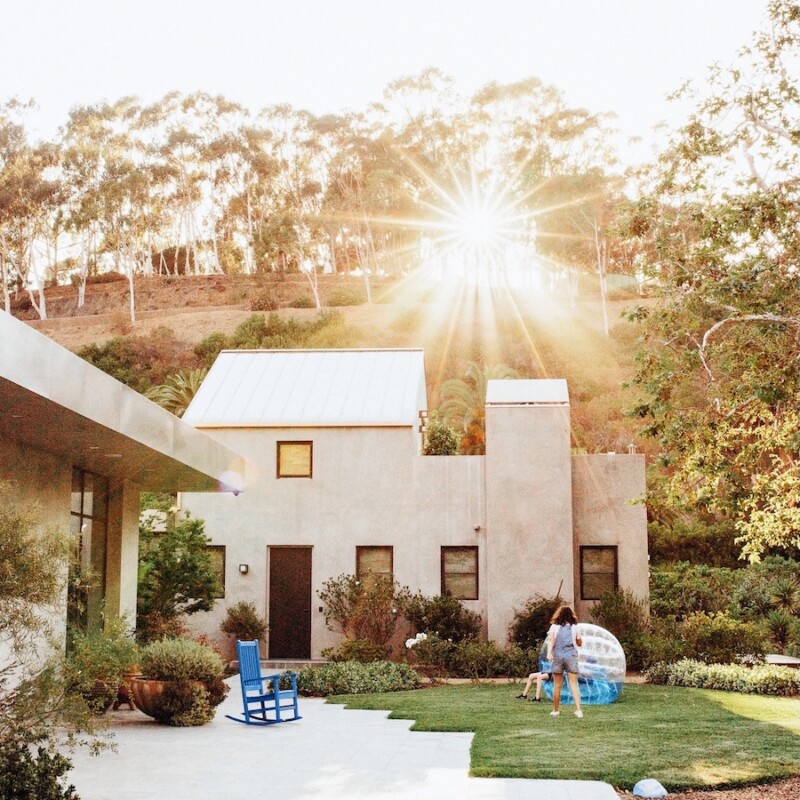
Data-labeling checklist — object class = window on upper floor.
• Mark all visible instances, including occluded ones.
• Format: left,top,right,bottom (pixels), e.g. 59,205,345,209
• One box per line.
277,441,313,478
580,545,618,600
441,546,479,600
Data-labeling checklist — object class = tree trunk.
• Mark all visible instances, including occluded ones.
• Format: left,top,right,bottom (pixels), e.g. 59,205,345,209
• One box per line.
593,220,610,337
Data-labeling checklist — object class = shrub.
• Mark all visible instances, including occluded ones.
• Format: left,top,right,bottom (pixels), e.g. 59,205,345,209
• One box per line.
297,661,423,696
647,519,741,567
590,589,650,671
678,612,766,664
318,574,411,647
194,332,227,368
649,563,738,621
423,417,460,455
322,638,389,663
288,294,315,308
405,634,456,677
138,637,228,726
327,287,365,306
0,740,78,800
404,594,481,643
220,602,267,644
248,290,279,311
508,594,564,651
86,270,126,285
140,638,225,683
451,639,510,679
646,659,800,696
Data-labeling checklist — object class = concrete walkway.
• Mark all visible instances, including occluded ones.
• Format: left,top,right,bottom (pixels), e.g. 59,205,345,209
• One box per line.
67,681,619,800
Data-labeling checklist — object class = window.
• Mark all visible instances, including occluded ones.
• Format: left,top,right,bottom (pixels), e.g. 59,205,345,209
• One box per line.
206,545,226,599
441,547,479,600
356,546,393,583
580,546,618,600
69,468,109,632
277,441,313,478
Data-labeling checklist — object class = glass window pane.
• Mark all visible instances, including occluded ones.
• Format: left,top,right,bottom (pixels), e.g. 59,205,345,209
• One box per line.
207,546,226,599
583,573,615,600
88,473,108,521
584,548,616,573
357,547,392,577
444,573,478,601
278,442,312,477
443,549,476,574
71,468,83,514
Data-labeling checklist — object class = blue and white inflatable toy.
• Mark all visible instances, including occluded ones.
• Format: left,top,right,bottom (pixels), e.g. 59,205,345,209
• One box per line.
540,623,626,705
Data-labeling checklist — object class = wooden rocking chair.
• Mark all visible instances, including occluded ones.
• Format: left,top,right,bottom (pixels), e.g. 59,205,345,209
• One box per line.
225,640,301,726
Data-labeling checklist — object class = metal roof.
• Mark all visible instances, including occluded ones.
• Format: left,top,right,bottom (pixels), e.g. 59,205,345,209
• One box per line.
0,312,244,492
183,349,428,428
486,379,569,406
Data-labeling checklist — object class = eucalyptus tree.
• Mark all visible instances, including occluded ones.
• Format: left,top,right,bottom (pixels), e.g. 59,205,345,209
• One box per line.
629,0,800,560
0,101,61,319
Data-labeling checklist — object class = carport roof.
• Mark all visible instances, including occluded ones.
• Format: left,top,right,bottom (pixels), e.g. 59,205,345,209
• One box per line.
0,312,244,492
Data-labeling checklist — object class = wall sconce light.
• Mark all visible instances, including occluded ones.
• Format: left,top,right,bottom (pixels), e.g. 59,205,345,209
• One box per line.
473,524,482,532
238,564,249,575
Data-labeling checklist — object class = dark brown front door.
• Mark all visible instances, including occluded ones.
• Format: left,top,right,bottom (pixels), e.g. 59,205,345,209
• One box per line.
268,547,312,659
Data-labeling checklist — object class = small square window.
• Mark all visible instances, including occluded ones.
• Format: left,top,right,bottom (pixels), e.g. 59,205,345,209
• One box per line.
356,546,393,583
580,546,618,600
441,546,479,600
277,441,313,478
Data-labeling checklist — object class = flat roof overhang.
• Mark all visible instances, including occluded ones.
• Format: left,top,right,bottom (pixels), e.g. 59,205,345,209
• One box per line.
1,313,244,492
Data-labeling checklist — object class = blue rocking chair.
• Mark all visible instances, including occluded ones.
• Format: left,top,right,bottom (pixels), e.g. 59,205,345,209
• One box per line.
225,640,301,726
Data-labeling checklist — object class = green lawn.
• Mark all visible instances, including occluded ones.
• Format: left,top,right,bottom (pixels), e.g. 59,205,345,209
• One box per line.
330,683,800,791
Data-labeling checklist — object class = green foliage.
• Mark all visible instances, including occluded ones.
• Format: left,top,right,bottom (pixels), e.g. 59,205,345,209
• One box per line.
136,512,220,642
590,589,650,671
678,612,766,664
247,289,279,311
439,362,519,454
646,659,800,697
78,326,196,393
405,634,456,678
648,562,739,621
321,638,388,663
144,368,207,417
297,661,422,696
318,573,411,647
156,680,226,727
450,639,509,679
288,293,315,308
0,485,72,649
423,415,460,455
647,519,741,568
220,602,267,643
65,618,139,710
139,637,225,683
404,593,481,642
0,740,78,800
508,593,563,651
193,311,352,369
326,287,365,306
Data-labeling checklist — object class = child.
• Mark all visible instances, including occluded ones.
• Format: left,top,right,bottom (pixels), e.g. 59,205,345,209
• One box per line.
515,666,551,702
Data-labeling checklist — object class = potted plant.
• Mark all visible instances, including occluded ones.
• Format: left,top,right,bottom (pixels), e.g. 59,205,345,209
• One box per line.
220,601,267,656
66,618,139,714
131,637,228,726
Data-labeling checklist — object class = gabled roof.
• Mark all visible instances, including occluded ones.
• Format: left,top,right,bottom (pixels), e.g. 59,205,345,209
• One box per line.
0,312,244,492
486,379,569,406
183,349,427,428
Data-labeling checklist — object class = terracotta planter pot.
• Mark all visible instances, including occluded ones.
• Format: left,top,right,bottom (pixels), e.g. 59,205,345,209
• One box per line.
130,678,203,718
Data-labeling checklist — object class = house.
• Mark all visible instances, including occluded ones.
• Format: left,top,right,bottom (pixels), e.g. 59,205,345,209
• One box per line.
181,348,648,659
0,311,243,653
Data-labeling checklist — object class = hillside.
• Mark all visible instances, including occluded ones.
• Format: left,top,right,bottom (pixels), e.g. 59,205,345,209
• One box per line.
17,273,647,454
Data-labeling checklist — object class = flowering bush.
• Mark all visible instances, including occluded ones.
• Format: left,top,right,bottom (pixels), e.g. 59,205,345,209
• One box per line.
646,659,800,696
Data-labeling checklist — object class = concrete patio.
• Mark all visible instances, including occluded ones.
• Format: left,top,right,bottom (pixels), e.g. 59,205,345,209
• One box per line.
67,679,619,800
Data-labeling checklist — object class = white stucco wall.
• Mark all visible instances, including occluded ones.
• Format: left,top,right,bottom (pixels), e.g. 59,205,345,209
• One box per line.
183,426,485,658
484,404,574,645
571,453,649,622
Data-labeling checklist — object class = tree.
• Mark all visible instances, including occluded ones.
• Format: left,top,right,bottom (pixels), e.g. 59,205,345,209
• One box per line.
136,511,220,641
629,0,800,561
423,414,460,455
439,361,519,454
144,368,208,417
